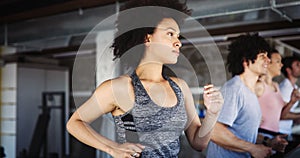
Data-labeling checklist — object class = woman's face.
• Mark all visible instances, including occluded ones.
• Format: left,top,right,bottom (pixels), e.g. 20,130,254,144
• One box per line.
268,53,283,77
145,18,181,64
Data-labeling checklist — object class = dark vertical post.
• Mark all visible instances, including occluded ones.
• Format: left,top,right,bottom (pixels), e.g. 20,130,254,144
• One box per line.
42,93,48,158
61,92,66,158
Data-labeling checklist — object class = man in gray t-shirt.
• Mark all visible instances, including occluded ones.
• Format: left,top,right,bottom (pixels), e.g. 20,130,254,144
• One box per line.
207,76,262,157
207,34,272,158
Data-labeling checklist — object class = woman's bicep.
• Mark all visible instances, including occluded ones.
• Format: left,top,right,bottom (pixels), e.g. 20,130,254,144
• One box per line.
179,80,201,136
75,81,116,123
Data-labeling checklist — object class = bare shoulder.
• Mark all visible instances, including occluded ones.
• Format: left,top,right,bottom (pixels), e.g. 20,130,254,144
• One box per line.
94,75,132,95
273,81,279,88
169,77,190,91
255,80,265,97
93,75,134,111
111,75,132,86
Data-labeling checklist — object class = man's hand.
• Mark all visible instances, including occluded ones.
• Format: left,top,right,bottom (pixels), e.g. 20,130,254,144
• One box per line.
269,135,288,153
250,144,272,158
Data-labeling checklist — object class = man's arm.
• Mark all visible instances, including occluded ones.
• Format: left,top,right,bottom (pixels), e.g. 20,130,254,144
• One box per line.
211,122,272,158
281,112,300,120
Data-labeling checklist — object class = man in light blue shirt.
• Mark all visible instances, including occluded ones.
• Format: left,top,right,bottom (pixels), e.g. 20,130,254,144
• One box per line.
207,34,272,158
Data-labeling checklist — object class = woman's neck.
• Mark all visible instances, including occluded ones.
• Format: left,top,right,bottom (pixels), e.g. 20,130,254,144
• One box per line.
136,61,164,82
265,72,274,86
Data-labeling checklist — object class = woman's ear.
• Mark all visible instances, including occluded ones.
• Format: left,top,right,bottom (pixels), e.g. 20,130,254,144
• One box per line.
145,34,151,46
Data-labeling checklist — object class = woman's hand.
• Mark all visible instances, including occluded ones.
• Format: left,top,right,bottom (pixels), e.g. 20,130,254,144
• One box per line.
203,84,224,114
110,142,145,158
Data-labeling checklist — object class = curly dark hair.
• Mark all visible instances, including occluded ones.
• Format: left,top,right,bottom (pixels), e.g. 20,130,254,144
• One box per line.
227,34,271,76
111,0,191,60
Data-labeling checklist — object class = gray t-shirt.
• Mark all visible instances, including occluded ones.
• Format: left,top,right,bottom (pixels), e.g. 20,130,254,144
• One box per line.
207,76,262,158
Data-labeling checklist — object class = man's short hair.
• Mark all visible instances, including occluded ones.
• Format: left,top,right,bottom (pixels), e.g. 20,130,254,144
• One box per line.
281,56,300,77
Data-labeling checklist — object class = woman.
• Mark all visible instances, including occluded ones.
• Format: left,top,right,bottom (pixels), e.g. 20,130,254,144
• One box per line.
255,49,300,156
66,0,224,158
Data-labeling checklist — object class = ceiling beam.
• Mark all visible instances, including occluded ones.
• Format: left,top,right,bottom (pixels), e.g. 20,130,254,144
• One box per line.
0,0,127,24
207,19,300,36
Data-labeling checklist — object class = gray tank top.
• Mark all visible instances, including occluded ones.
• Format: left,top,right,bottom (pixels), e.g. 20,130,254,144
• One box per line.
113,72,187,157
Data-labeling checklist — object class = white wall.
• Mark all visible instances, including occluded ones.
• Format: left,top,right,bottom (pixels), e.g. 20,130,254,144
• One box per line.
1,63,17,158
95,30,117,158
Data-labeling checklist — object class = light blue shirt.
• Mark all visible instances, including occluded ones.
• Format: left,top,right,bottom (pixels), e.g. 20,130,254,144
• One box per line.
207,76,262,158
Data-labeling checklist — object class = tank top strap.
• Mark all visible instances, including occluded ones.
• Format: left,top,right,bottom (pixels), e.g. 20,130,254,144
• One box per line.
130,71,150,105
129,71,139,89
163,75,183,101
273,82,281,94
130,71,183,106
264,81,280,94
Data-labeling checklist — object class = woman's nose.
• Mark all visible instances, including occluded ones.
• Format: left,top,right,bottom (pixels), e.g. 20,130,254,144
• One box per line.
174,39,182,48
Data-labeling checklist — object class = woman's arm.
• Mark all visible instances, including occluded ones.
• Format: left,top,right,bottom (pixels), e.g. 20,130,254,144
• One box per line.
66,79,144,158
178,79,223,151
184,110,220,151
